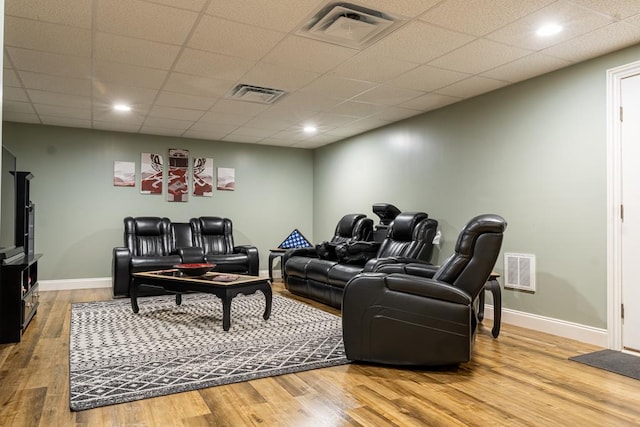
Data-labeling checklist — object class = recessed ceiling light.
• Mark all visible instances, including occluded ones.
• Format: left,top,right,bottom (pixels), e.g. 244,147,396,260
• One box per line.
536,23,563,37
303,125,317,133
113,103,132,112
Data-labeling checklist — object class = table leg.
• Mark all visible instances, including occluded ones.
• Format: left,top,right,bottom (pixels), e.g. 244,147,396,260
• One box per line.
262,284,272,321
478,290,486,322
175,293,182,306
486,279,502,338
222,295,232,331
130,280,139,314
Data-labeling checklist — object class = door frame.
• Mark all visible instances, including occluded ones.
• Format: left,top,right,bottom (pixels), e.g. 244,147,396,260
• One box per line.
606,59,640,351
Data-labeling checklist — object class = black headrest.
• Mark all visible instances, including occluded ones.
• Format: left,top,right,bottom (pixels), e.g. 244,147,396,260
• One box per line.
388,212,428,241
336,214,366,237
372,203,401,225
198,217,229,234
455,214,507,255
132,217,165,236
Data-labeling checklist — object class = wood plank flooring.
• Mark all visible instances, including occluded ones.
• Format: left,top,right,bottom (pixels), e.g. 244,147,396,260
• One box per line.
1,282,640,426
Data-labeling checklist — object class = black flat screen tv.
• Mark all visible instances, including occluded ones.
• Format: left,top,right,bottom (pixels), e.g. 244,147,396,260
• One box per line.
0,147,20,258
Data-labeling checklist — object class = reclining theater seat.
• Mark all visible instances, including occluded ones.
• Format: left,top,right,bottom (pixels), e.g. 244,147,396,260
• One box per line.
189,217,259,276
283,212,437,309
112,216,182,297
341,214,507,366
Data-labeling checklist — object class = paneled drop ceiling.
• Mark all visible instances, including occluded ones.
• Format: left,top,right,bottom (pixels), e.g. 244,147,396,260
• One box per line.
4,0,640,148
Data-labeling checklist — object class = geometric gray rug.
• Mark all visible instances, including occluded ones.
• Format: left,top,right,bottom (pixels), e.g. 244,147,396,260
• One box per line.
69,293,348,411
569,349,640,380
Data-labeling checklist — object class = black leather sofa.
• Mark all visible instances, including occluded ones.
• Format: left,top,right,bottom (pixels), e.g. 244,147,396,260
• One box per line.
342,214,506,366
283,212,438,308
112,216,258,297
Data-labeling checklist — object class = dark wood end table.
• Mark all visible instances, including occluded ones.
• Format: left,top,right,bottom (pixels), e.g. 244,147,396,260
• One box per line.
131,270,272,331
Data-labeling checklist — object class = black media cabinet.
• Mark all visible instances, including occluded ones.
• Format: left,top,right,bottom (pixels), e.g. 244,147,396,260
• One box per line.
0,254,41,343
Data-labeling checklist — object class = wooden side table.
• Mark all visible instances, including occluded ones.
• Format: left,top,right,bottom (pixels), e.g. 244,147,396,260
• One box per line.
268,248,287,282
478,272,502,338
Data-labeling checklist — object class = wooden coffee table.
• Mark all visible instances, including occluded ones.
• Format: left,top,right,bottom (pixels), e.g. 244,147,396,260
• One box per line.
131,270,272,331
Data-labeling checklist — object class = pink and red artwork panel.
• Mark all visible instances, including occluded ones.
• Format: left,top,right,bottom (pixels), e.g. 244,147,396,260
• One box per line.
193,157,213,197
168,148,189,202
140,153,163,195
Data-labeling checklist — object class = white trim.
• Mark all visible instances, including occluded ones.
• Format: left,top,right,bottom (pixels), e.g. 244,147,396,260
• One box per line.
482,305,607,347
606,60,640,351
39,277,111,291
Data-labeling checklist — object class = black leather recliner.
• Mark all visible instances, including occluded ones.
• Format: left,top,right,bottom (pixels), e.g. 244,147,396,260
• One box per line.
188,217,259,276
112,217,183,297
341,214,507,366
284,212,438,308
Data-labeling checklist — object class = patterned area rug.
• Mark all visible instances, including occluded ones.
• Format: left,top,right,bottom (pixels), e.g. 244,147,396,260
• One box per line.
69,293,348,411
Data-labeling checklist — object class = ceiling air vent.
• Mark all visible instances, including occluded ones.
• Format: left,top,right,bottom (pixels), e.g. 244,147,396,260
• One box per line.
226,84,286,105
297,2,404,49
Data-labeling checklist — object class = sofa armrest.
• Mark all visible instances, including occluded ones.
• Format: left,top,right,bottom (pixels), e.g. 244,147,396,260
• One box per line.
179,247,204,264
385,274,472,305
112,247,132,297
364,257,433,273
235,245,259,276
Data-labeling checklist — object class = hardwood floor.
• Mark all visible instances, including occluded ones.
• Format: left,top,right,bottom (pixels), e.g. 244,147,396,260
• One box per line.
2,282,640,426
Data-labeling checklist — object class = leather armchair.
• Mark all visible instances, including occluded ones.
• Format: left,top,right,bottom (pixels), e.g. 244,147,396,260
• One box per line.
342,214,507,366
189,217,259,275
112,217,182,297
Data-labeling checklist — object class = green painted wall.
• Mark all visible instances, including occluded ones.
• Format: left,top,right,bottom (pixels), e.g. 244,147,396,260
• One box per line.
2,124,314,280
313,43,640,329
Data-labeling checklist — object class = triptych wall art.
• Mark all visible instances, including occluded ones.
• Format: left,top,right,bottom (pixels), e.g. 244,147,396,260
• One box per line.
113,149,235,202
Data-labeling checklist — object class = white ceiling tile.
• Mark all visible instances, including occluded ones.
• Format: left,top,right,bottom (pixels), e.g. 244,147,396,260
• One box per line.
571,0,640,20
307,113,359,128
435,76,510,98
174,48,255,81
3,68,21,87
481,52,572,82
352,85,423,105
258,137,297,147
242,117,292,131
4,87,30,102
347,117,392,131
94,33,181,70
27,89,91,109
3,100,35,113
324,127,365,138
333,52,419,82
331,100,386,117
541,21,640,63
356,0,441,18
7,48,91,78
4,17,91,57
19,71,90,96
198,111,252,126
163,72,235,98
367,106,422,122
92,83,158,106
3,111,40,123
97,0,198,45
6,0,92,28
240,63,320,92
276,92,341,112
188,121,238,134
93,120,143,133
155,91,215,110
93,60,168,90
300,75,377,98
419,0,555,36
365,21,474,63
93,106,147,125
262,36,357,73
33,103,91,120
182,129,226,141
389,65,470,92
487,1,615,51
206,0,322,32
226,127,276,138
146,0,207,12
142,117,193,131
40,115,91,128
189,15,285,61
149,105,205,121
211,99,270,116
429,39,532,74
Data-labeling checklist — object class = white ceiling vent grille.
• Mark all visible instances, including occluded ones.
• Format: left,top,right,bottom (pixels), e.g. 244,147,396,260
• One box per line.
504,253,536,292
226,84,286,105
297,2,404,49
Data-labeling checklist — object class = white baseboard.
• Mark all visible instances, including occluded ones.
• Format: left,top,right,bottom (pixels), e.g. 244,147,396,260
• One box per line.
38,277,608,347
482,304,608,347
40,277,112,291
